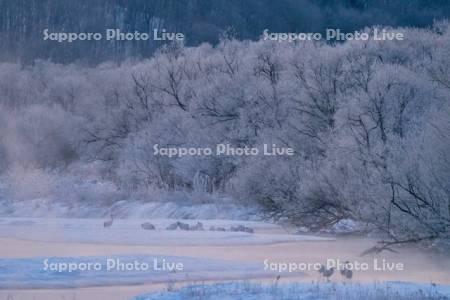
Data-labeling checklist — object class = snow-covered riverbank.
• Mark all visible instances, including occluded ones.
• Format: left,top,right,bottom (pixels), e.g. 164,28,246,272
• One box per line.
0,217,449,300
133,281,450,300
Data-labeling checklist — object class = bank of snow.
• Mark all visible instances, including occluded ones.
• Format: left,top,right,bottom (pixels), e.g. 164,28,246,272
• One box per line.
0,255,285,289
133,281,450,300
0,198,259,220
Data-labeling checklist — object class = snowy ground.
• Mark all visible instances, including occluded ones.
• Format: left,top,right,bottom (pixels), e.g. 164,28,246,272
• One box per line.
0,217,329,246
0,217,449,300
133,281,450,300
0,197,260,220
0,255,285,289
0,217,316,290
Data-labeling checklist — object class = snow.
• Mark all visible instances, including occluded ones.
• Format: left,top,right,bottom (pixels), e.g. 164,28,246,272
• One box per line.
0,217,331,246
0,198,260,220
0,255,283,289
133,281,450,300
324,219,371,235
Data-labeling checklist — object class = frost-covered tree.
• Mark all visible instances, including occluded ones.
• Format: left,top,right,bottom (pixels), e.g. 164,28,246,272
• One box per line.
0,23,449,249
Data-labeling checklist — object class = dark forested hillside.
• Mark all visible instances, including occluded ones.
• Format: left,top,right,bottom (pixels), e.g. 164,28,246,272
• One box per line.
1,0,450,64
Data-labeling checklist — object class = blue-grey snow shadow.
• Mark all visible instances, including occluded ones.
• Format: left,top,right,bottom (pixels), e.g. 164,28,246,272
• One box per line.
0,255,268,289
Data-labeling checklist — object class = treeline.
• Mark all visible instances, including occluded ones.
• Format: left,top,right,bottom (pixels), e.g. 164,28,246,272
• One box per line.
1,0,450,63
0,24,449,249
